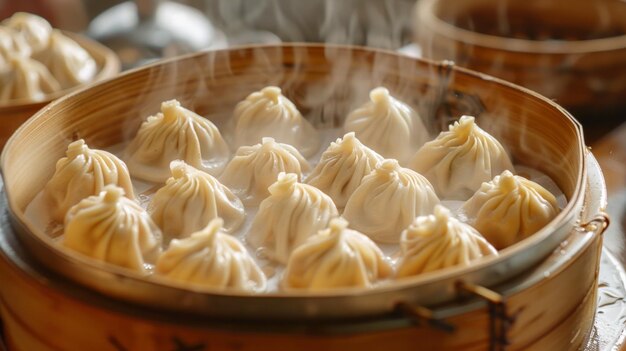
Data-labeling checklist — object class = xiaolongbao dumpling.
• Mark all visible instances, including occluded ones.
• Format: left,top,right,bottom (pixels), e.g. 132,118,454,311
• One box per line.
0,55,60,102
247,172,338,264
409,115,514,200
124,99,230,183
156,218,266,292
32,30,96,89
233,86,320,157
148,161,245,244
219,137,310,206
344,87,429,164
282,217,392,290
397,205,497,278
63,185,162,273
43,139,135,223
306,132,383,208
0,26,31,68
2,12,52,53
460,170,560,249
343,159,439,243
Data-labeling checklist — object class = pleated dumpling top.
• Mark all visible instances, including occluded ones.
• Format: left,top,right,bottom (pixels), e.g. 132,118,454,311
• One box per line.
124,99,230,182
306,132,383,208
282,217,392,291
461,170,560,249
2,12,52,53
0,55,60,102
220,137,310,206
397,205,497,278
232,86,320,157
409,115,514,200
343,159,439,243
156,218,266,292
63,185,162,273
247,172,338,264
43,139,135,223
344,87,429,164
148,160,245,245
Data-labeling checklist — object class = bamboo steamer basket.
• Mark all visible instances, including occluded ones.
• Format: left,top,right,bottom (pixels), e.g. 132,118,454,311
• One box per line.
0,32,120,149
415,0,626,117
0,44,610,350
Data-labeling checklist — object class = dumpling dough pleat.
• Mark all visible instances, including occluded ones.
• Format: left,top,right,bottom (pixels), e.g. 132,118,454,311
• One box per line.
156,218,266,292
32,30,96,89
247,172,338,264
0,55,60,102
306,132,383,208
2,12,52,53
344,87,429,164
124,99,230,182
460,170,560,249
44,139,135,223
409,115,514,200
282,217,392,290
0,26,31,68
233,86,320,157
219,137,310,206
397,205,497,278
63,185,162,273
148,161,245,244
343,159,439,244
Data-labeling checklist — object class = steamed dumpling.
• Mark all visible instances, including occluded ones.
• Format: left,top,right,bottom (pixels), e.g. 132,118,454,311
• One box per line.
397,205,497,278
156,218,266,292
344,87,429,164
233,86,320,157
148,161,245,244
43,139,135,223
0,55,60,102
306,132,383,207
0,26,31,68
247,172,338,264
460,170,560,249
343,159,439,243
63,185,162,273
409,115,514,200
32,30,97,89
282,217,392,290
2,12,52,53
219,137,310,206
124,100,230,183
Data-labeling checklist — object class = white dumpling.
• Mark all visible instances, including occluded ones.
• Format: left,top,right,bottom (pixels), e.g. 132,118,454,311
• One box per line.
233,86,320,157
148,160,245,244
306,132,383,208
397,205,497,278
219,137,310,206
344,87,429,164
282,217,392,290
156,218,266,292
43,139,135,223
2,12,52,53
343,159,439,244
32,30,96,89
124,100,230,183
409,115,514,200
460,170,560,249
63,185,162,273
247,172,338,264
0,26,31,69
0,55,60,102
